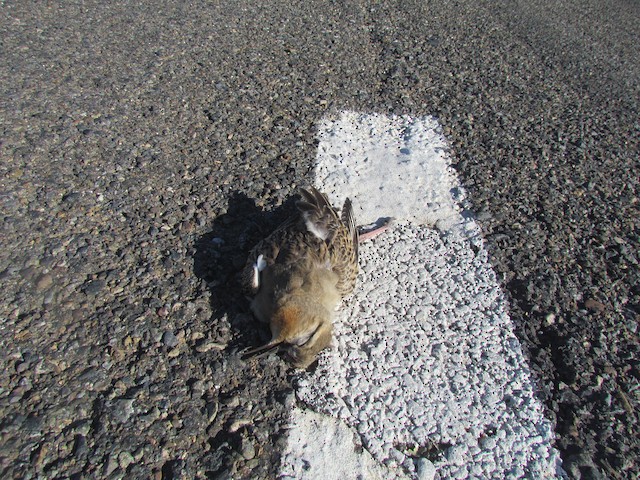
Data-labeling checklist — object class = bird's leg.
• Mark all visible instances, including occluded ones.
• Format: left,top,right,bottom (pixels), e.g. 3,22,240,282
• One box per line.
358,217,394,243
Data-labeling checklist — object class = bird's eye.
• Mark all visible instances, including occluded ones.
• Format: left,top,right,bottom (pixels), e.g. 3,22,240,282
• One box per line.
296,323,321,347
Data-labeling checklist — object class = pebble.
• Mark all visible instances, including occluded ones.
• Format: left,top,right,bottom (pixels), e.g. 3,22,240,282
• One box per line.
416,458,436,480
43,289,56,304
480,436,497,450
15,361,29,374
74,420,91,436
228,418,252,433
103,454,119,476
585,298,606,313
112,399,135,423
61,192,81,205
73,434,88,458
195,340,226,353
139,407,161,425
240,438,256,460
9,390,24,404
162,331,179,348
167,347,181,358
35,273,53,291
31,442,49,470
119,451,135,470
83,279,105,295
206,401,219,423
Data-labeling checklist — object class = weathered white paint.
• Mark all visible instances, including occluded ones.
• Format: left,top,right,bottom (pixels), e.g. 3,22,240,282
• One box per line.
281,112,563,479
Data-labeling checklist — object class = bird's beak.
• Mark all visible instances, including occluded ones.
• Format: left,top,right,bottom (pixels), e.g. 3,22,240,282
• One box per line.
241,341,283,360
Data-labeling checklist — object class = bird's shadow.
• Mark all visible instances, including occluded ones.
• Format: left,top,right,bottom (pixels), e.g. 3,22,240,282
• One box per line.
193,191,299,353
191,192,300,478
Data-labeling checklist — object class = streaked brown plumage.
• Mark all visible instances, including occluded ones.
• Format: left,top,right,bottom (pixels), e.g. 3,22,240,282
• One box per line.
241,187,358,368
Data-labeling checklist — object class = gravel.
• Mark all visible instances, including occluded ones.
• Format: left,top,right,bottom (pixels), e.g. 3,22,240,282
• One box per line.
1,0,638,479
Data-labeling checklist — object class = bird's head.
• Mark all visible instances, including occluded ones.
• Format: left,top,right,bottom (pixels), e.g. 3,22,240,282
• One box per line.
243,301,333,369
273,303,333,369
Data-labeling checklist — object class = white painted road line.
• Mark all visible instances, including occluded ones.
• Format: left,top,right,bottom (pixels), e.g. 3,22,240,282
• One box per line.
280,112,564,479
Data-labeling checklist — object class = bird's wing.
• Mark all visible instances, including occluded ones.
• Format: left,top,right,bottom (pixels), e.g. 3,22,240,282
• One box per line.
243,187,356,297
241,219,293,295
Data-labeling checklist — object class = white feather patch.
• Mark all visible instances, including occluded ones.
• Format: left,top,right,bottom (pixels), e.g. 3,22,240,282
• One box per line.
305,217,329,240
252,254,267,289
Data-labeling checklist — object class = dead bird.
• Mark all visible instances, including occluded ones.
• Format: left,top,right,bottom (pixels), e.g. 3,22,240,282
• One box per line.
241,187,390,368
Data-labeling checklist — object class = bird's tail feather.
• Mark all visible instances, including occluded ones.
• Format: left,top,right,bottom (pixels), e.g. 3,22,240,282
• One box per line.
296,186,340,241
341,197,358,257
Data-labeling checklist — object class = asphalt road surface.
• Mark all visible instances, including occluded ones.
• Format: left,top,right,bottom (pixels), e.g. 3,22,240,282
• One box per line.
1,1,638,479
